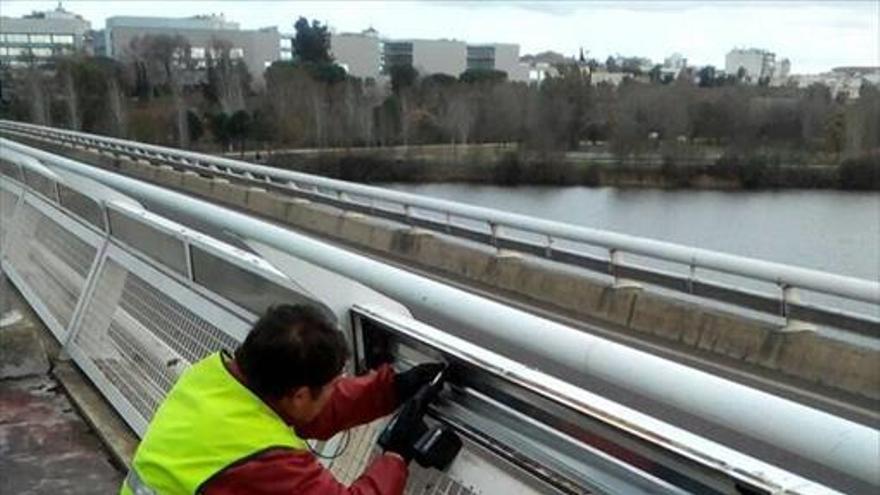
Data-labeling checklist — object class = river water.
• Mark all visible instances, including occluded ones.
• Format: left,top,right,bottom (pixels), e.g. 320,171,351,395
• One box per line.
384,184,880,283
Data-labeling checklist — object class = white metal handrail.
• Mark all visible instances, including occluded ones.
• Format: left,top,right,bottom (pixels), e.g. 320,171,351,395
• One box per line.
2,120,877,326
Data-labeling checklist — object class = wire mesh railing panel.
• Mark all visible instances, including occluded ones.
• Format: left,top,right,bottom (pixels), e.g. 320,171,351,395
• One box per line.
70,252,246,428
3,198,98,340
0,184,21,253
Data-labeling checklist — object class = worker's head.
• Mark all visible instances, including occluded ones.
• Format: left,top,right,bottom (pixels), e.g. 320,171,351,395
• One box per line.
234,304,349,424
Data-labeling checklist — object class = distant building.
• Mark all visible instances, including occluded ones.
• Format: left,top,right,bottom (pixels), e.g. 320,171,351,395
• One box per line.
725,48,776,82
323,28,528,82
590,71,631,86
777,58,791,78
381,38,467,77
330,29,381,80
98,14,281,85
790,67,880,99
519,51,573,84
0,4,91,66
663,53,687,70
465,43,528,81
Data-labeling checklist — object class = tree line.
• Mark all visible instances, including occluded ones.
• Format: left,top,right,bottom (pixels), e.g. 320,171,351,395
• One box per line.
1,17,877,168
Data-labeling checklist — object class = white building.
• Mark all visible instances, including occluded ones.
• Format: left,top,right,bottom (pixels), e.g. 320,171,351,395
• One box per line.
466,43,528,81
663,52,687,70
98,15,281,86
0,5,91,65
325,29,529,82
330,29,382,80
790,67,880,99
381,38,467,77
725,48,776,82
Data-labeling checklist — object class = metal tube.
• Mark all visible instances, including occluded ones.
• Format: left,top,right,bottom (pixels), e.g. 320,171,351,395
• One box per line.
2,121,877,304
4,139,877,487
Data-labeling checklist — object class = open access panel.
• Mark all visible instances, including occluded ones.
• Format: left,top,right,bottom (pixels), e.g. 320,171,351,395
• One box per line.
349,304,836,495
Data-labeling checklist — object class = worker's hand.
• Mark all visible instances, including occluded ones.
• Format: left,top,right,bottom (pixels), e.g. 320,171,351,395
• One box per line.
378,399,427,463
394,362,446,405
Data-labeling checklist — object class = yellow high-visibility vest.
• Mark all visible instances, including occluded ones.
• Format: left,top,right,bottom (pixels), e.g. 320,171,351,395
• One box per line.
120,352,306,494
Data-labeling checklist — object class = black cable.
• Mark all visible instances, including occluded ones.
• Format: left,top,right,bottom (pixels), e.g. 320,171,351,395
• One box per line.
307,429,352,460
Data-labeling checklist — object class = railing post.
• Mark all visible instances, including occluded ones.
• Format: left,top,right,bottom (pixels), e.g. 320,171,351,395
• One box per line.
544,235,554,259
780,285,816,333
687,259,697,294
404,204,413,226
609,249,640,289
489,222,503,255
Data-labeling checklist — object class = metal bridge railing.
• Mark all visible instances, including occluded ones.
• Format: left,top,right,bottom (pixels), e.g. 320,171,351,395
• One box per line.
1,120,877,338
1,144,866,494
0,149,398,489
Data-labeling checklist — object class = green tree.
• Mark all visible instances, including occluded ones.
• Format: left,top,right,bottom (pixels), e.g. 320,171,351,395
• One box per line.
649,64,663,84
304,61,346,84
824,111,846,154
209,112,232,150
292,17,332,64
390,64,418,94
605,56,618,72
228,109,252,155
697,66,716,87
186,110,204,144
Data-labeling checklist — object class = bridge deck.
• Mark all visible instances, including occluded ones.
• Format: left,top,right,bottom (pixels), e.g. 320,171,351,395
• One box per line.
0,273,124,494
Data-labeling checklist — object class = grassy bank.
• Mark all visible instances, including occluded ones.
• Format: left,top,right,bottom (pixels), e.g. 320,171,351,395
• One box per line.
265,148,880,191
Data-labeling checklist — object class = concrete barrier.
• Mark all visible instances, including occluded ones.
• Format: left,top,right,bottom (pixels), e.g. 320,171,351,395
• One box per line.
8,137,879,403
154,165,181,188
180,171,213,198
210,178,248,208
118,158,156,181
246,188,291,222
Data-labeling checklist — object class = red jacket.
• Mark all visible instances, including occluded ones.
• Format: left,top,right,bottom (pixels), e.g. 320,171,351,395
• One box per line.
203,363,406,495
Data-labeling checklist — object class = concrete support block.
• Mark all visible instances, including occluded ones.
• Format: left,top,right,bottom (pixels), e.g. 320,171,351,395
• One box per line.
210,178,248,208
775,333,880,400
594,287,639,326
247,188,291,222
696,312,770,362
118,158,155,181
154,165,181,188
334,214,377,249
363,225,396,252
285,201,341,235
630,293,701,343
405,234,494,280
180,171,213,197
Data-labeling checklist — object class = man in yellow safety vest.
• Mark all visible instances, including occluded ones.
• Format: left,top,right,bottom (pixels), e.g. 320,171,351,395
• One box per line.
121,304,443,495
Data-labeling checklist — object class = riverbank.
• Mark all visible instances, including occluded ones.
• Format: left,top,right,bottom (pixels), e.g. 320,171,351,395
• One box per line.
263,147,880,191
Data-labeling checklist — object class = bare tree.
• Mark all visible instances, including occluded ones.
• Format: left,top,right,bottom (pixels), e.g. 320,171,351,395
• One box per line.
204,38,249,113
127,34,191,147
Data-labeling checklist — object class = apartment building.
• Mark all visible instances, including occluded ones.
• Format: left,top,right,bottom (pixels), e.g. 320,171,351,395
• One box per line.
725,48,776,82
466,43,528,81
0,5,91,66
327,36,527,82
97,15,281,85
329,29,382,80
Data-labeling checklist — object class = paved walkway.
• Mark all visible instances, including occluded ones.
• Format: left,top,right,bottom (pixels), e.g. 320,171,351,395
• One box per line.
1,273,123,494
0,375,123,494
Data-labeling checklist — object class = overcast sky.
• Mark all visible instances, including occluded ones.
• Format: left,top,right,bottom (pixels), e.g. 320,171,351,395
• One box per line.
2,1,877,73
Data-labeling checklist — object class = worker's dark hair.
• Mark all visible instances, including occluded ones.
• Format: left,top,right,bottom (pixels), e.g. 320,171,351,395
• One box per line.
234,304,349,399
